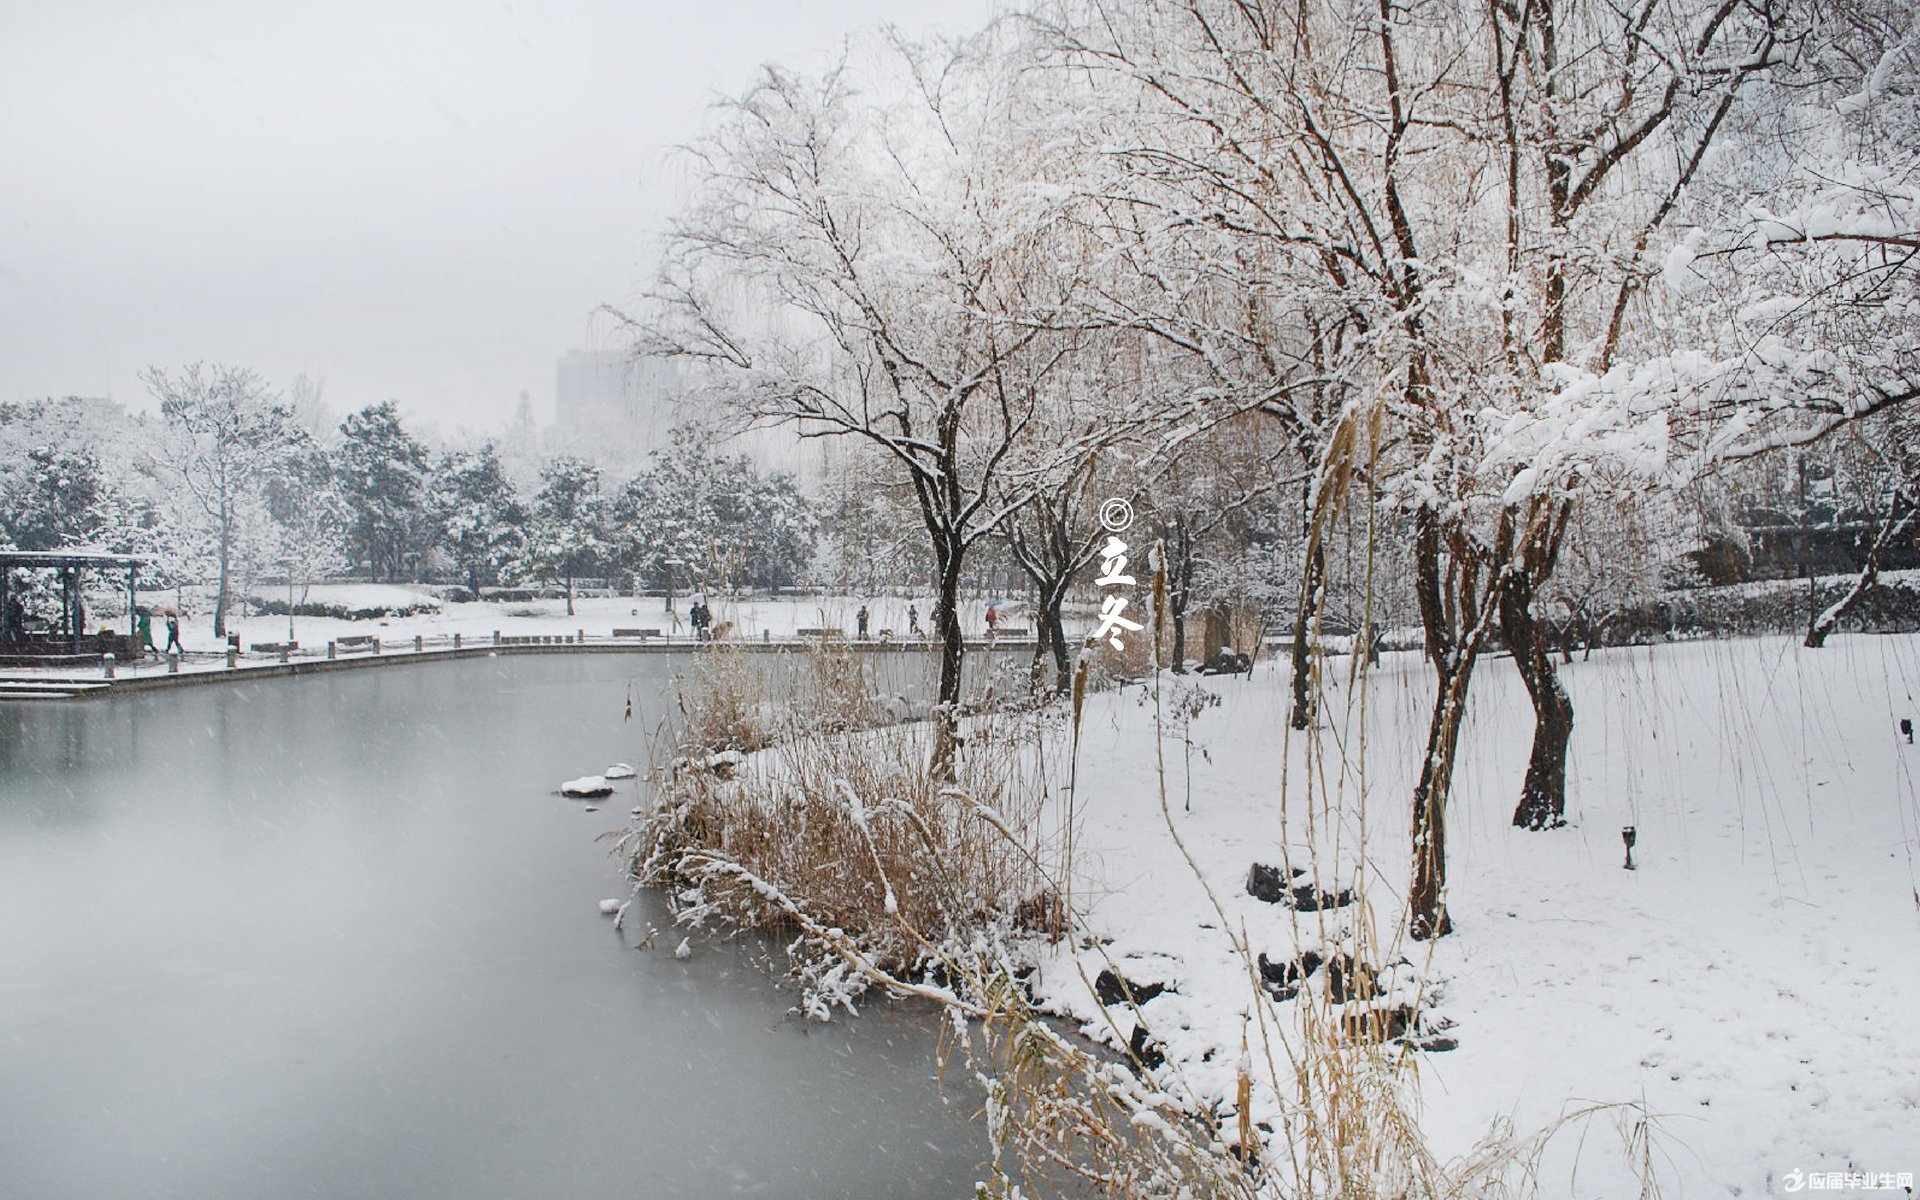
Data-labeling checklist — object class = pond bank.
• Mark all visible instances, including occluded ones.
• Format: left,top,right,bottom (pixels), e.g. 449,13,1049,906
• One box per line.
0,632,1034,700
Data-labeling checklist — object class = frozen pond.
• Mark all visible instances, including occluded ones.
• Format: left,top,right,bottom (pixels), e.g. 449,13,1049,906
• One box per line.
0,652,981,1199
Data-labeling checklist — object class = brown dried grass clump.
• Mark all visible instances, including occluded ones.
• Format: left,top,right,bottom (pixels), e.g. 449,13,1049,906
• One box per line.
632,643,1057,1016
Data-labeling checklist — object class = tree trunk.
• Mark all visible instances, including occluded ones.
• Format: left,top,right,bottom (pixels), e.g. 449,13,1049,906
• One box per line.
1407,503,1488,942
1410,653,1474,939
214,510,231,638
1026,578,1073,698
1502,577,1574,830
1165,522,1191,673
1167,555,1189,673
930,548,965,779
1030,614,1049,696
1048,606,1070,696
1289,540,1326,730
565,566,576,617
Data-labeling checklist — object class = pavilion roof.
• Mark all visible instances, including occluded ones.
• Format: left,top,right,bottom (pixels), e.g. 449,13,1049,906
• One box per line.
0,550,143,571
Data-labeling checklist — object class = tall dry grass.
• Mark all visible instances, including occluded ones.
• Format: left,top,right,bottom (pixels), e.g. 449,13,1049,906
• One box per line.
630,640,1060,1018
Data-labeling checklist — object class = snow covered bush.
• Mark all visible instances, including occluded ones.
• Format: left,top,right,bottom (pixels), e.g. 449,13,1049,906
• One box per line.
631,666,1055,1017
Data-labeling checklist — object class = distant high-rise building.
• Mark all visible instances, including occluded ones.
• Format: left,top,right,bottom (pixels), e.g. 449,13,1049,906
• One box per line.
554,349,680,458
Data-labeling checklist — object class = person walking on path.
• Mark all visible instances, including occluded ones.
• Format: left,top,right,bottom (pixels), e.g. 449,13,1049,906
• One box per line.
136,609,158,659
163,611,182,656
857,605,869,640
907,603,920,637
985,603,998,635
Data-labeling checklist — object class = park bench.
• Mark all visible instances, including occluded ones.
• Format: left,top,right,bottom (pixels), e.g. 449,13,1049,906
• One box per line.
796,627,844,639
250,641,297,653
611,628,662,638
333,635,380,655
989,627,1030,637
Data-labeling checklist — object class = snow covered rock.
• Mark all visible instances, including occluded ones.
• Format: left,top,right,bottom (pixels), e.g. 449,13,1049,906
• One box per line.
1127,1023,1167,1071
1245,862,1352,910
673,937,692,960
1255,950,1324,1001
1245,862,1306,903
598,898,621,915
1197,648,1251,675
1094,968,1168,1008
604,762,636,780
560,775,614,798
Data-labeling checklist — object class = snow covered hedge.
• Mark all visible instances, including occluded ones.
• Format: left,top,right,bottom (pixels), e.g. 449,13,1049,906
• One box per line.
1594,573,1920,644
246,598,441,621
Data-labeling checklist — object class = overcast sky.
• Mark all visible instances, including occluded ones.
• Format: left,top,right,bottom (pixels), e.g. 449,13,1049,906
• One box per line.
0,0,1004,436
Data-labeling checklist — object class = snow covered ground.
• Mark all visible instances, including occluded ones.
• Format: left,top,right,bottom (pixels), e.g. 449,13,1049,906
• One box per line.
1031,633,1920,1197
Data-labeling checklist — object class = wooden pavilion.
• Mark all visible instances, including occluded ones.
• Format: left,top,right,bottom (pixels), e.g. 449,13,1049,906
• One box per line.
0,550,144,666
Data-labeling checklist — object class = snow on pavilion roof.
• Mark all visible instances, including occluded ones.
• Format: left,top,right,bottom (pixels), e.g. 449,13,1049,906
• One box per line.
0,551,143,571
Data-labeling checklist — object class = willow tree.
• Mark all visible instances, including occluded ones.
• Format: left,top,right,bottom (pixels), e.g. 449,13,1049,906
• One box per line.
631,31,1136,771
1053,0,1833,935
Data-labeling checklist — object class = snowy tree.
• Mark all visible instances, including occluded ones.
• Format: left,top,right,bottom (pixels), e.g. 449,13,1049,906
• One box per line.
1467,0,1920,820
509,456,608,617
1048,0,1835,931
145,364,305,637
335,401,430,583
812,455,926,596
1,445,119,552
632,32,1134,771
611,426,816,594
428,443,526,599
0,399,154,556
1141,421,1298,674
1803,406,1920,646
997,454,1108,695
259,439,350,608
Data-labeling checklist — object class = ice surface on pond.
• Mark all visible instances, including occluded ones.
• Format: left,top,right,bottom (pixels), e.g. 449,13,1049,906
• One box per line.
0,652,978,1200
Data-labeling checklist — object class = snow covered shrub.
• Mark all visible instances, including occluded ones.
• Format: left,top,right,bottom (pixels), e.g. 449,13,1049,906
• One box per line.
247,598,440,621
632,708,1054,1017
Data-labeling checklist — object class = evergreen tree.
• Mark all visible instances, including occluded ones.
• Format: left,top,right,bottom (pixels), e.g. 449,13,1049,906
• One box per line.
611,427,816,592
3,446,118,552
335,401,429,582
508,456,607,616
428,443,525,599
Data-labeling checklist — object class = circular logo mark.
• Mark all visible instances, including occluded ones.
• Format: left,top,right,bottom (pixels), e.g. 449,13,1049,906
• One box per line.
1098,497,1135,532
